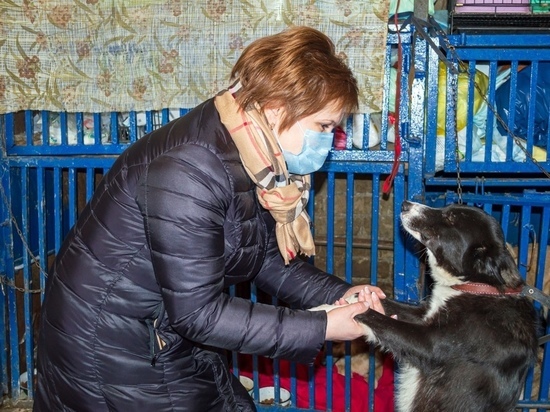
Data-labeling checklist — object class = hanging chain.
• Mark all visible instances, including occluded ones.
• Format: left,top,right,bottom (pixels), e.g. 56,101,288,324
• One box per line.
0,136,46,295
450,70,464,204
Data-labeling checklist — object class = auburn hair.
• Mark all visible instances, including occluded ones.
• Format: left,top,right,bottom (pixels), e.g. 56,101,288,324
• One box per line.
230,26,359,132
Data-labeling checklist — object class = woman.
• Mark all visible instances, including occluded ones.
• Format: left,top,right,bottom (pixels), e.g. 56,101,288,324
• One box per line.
34,26,385,411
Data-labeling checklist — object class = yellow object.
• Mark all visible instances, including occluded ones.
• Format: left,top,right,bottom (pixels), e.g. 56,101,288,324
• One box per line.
527,141,548,162
437,63,489,135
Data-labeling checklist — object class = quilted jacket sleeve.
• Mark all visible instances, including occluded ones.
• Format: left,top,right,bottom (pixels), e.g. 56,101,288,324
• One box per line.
135,142,327,363
253,223,352,309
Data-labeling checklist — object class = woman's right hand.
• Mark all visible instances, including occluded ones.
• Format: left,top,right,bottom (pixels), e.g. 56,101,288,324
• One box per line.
325,288,384,341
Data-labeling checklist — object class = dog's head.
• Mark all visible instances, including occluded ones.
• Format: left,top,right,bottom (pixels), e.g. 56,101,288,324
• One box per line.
400,201,522,289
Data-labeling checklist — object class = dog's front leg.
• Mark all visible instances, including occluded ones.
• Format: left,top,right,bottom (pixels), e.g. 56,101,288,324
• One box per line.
382,299,428,324
355,310,437,368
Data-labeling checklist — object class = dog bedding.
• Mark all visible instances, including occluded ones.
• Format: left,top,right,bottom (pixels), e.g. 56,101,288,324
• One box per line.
236,353,395,411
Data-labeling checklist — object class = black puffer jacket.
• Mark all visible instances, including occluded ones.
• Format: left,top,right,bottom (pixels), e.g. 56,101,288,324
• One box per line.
34,98,351,411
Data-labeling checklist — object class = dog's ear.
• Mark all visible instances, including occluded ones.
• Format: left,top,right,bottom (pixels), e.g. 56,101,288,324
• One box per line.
470,244,522,287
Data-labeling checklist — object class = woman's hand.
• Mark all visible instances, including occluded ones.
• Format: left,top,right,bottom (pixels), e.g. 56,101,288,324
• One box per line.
342,284,386,301
325,288,385,341
334,285,386,314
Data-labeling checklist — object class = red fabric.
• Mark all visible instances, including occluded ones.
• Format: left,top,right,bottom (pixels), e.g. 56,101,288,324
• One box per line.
333,125,348,150
235,354,394,411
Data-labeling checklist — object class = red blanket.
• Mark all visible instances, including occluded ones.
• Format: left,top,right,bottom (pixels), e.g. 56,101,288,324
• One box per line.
236,354,394,411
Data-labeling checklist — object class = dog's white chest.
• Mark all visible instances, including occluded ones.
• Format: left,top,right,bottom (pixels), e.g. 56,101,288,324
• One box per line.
396,364,420,412
424,283,461,321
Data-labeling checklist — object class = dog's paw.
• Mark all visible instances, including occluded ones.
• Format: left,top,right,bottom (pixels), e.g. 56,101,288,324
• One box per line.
309,294,360,313
309,304,339,313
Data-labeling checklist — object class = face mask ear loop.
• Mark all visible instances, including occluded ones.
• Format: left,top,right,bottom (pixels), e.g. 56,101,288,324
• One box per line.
272,128,284,152
292,121,307,155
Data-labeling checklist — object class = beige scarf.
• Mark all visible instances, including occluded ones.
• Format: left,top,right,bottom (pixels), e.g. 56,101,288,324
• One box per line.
214,83,315,264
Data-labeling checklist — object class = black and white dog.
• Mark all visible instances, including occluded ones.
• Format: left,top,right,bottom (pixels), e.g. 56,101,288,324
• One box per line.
341,201,539,411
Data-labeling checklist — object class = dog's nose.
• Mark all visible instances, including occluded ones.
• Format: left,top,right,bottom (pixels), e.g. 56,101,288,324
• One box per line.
401,201,413,212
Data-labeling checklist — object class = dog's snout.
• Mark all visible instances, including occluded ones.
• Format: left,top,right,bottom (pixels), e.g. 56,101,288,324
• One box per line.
401,201,413,212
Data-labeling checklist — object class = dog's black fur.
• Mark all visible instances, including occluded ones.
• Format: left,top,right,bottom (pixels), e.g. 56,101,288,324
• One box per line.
355,201,539,412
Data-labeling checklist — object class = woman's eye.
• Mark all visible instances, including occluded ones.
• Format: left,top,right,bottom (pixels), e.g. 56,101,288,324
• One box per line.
321,124,332,131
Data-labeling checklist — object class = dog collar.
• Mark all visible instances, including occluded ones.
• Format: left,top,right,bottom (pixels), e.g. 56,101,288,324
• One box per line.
451,283,523,296
452,283,550,346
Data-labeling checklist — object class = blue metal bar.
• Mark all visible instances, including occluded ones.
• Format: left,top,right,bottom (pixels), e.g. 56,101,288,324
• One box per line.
68,168,77,228
537,207,550,410
92,113,102,145
326,171,336,274
520,205,536,411
53,168,63,254
0,137,13,398
500,203,512,242
273,357,281,405
306,176,318,411
6,144,133,156
307,363,315,410
370,174,381,287
6,174,20,398
344,173,354,412
7,156,117,168
37,167,46,303
86,167,94,202
393,172,408,303
327,150,401,163
161,108,170,125
425,177,550,188
379,41,394,152
526,62,539,157
128,111,138,143
25,111,34,147
368,174,381,412
60,112,68,146
506,61,520,162
345,174,354,285
325,171,335,411
41,111,50,147
344,173,355,411
4,112,14,150
454,49,550,61
451,34,550,48
20,167,35,398
463,60,476,163
111,112,119,145
289,362,297,411
75,112,84,145
423,33,439,175
145,111,154,134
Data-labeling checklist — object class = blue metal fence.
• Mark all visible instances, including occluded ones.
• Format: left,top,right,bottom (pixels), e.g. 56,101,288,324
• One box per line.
1,28,550,410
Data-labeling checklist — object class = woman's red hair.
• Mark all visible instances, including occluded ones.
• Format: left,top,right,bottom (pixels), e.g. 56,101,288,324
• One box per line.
231,26,359,131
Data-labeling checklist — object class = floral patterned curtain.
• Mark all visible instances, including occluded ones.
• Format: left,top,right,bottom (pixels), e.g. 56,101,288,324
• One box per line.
0,0,389,115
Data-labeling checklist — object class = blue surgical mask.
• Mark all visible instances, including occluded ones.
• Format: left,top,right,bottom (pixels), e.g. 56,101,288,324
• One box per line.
281,123,334,175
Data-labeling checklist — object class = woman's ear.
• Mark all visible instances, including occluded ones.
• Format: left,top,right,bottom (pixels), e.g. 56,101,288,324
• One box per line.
264,107,282,131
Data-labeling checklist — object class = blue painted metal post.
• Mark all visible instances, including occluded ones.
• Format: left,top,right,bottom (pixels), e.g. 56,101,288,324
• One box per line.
0,115,10,399
0,120,21,400
403,26,429,303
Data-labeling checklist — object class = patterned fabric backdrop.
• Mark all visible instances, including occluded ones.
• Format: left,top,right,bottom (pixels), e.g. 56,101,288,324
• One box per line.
0,0,389,115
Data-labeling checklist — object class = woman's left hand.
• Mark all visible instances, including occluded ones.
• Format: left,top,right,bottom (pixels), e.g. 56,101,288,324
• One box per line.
342,284,386,301
334,285,386,315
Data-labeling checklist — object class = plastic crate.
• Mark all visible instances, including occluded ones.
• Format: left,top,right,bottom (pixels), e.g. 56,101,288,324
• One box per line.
450,0,550,32
453,0,531,14
531,0,550,12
